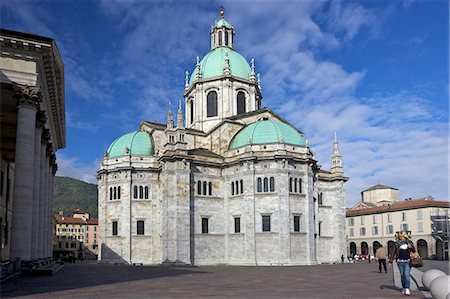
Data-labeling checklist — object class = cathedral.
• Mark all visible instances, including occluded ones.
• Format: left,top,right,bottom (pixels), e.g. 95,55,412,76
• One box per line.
98,11,348,266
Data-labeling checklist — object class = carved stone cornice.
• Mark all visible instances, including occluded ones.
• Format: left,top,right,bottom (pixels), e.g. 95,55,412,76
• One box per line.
41,129,50,145
12,84,42,110
36,111,47,129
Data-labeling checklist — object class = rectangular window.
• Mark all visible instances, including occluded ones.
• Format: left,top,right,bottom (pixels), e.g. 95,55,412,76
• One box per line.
71,242,76,248
387,213,392,223
234,217,241,233
318,221,322,236
299,179,302,193
262,215,271,232
65,243,68,248
417,210,422,220
58,242,62,249
417,222,423,232
112,221,118,236
400,223,409,231
137,220,145,235
318,193,323,206
360,227,366,236
94,226,97,231
386,225,393,234
350,227,354,237
360,217,365,225
294,215,300,232
372,226,379,235
348,218,354,226
201,218,209,234
373,215,377,224
402,212,407,221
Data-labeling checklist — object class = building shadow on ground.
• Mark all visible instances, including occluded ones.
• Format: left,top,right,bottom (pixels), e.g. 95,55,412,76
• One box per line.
1,262,208,298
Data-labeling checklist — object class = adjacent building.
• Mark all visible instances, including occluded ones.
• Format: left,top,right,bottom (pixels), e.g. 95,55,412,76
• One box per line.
98,11,348,266
53,211,99,259
0,29,65,267
346,184,449,260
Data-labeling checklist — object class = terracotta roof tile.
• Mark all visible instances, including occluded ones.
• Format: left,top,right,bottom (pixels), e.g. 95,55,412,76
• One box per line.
346,198,449,217
53,214,99,225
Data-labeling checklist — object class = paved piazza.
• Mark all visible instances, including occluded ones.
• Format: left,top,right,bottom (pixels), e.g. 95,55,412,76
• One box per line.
2,261,424,298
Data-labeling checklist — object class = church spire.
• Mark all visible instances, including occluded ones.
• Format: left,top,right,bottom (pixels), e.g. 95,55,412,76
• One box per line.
177,99,184,128
167,101,174,129
331,132,344,174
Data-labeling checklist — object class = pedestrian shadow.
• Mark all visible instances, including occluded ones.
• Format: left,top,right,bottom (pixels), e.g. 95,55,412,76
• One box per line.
379,284,402,291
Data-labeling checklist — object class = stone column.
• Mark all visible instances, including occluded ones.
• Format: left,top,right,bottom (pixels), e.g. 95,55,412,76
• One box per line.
47,155,56,257
38,130,50,258
10,85,41,261
31,112,46,259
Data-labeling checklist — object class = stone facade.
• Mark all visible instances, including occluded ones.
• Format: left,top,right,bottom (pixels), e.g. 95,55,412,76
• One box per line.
98,11,348,266
0,29,65,264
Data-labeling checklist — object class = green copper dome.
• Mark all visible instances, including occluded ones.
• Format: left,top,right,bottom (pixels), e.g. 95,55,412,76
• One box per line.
215,18,232,29
229,120,306,150
107,131,154,158
190,47,251,85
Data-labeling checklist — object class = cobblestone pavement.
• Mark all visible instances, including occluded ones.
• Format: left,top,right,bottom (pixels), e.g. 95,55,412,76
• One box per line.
2,261,424,298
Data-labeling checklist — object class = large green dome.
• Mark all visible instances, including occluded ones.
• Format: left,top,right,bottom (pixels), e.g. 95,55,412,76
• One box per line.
189,47,251,85
229,120,306,150
107,131,154,158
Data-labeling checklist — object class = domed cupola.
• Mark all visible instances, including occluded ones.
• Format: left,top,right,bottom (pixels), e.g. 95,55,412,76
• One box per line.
106,131,154,158
229,120,306,150
184,9,263,133
211,8,234,49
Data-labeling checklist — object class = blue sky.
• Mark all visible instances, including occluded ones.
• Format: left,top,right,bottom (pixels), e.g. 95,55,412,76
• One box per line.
1,0,448,206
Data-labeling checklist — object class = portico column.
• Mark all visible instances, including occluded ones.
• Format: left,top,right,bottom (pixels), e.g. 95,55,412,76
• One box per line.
31,112,46,259
49,164,56,257
10,85,41,261
38,130,50,258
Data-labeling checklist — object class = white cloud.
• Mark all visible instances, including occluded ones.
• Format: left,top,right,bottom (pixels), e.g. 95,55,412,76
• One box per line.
56,153,100,184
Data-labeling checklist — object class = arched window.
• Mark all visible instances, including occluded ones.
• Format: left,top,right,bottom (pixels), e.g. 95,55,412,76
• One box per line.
225,31,229,46
109,187,113,200
237,91,246,115
208,182,212,196
203,181,207,195
289,178,293,192
299,179,302,193
218,30,222,45
257,178,262,192
269,177,275,192
113,187,117,199
263,177,268,192
144,186,149,199
139,186,144,199
190,100,194,125
197,181,202,195
118,186,121,199
235,180,239,195
134,186,138,199
231,182,235,195
207,91,218,117
294,178,298,193
240,180,243,194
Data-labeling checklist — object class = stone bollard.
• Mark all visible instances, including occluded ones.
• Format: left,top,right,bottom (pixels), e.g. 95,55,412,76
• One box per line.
429,275,450,299
422,269,446,290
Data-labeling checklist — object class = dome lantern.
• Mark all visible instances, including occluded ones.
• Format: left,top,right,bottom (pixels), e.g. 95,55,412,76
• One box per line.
211,8,234,50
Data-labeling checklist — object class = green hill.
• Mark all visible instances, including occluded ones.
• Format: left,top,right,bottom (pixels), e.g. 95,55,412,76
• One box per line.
53,176,98,217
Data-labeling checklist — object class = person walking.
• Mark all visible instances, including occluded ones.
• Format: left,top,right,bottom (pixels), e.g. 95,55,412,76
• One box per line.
375,245,387,273
389,231,416,296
